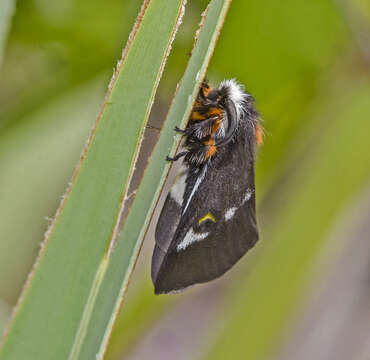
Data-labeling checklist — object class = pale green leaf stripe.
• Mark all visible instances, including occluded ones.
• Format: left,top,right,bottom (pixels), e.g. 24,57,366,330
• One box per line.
0,0,15,66
205,82,370,360
0,0,185,359
77,0,232,358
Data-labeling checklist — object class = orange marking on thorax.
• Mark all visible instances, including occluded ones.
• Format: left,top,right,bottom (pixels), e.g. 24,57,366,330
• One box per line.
255,124,264,146
207,107,222,117
204,137,217,159
205,146,217,158
204,137,215,146
191,107,222,122
191,111,206,121
202,86,213,97
210,119,221,136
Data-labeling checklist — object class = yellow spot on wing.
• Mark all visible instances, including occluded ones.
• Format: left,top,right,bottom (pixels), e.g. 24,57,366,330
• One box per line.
198,212,216,224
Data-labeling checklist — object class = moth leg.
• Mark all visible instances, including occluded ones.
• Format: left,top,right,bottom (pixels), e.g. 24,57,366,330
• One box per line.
191,116,219,138
185,136,218,166
177,117,219,140
174,126,186,134
173,125,204,137
166,151,188,162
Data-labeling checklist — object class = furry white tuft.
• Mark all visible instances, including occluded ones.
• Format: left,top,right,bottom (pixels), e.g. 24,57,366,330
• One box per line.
219,78,248,120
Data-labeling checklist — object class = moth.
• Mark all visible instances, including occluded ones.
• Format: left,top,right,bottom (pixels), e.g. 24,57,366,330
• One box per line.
152,79,263,294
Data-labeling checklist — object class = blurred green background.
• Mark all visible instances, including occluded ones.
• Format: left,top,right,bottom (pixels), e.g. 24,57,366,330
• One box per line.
0,0,369,359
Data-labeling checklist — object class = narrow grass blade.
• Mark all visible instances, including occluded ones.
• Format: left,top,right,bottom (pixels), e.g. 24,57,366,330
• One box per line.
0,1,185,359
0,0,15,66
204,80,370,360
0,78,104,308
76,0,232,358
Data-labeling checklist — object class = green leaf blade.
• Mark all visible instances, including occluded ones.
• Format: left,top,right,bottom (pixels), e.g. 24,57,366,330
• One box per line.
0,0,15,66
77,0,232,358
0,0,185,359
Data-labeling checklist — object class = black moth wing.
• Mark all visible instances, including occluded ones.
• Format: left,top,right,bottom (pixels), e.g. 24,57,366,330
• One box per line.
152,119,258,294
